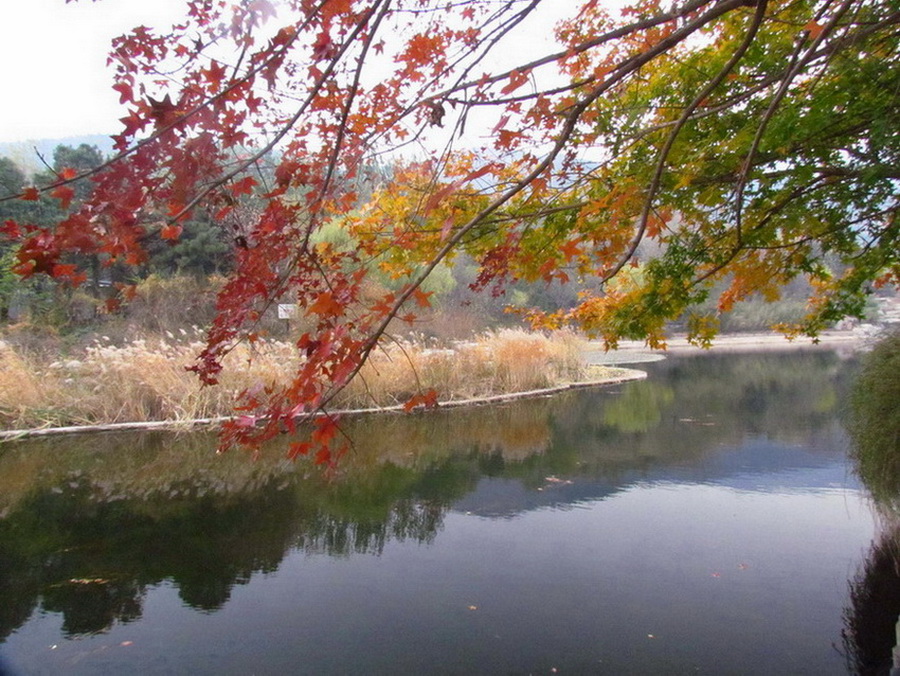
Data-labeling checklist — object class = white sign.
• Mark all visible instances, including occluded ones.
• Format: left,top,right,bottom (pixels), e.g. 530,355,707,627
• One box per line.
277,304,299,319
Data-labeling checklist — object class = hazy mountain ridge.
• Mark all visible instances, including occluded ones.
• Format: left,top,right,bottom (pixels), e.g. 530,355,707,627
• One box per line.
0,134,114,172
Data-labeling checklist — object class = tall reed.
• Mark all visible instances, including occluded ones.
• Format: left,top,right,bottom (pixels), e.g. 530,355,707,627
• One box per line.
0,329,590,429
338,328,586,407
846,330,900,510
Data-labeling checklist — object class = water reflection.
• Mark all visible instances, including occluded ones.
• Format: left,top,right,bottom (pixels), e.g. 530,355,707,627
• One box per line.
843,529,900,675
842,333,900,675
0,349,871,673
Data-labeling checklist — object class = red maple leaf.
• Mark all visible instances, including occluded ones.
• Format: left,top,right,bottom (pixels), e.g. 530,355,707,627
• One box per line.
1,219,21,238
51,185,75,210
311,416,339,446
288,441,312,459
112,81,134,104
147,94,179,128
312,32,336,62
204,60,228,89
229,176,257,197
118,111,148,138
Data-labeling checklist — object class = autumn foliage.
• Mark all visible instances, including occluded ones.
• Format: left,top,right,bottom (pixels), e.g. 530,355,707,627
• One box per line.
1,0,898,453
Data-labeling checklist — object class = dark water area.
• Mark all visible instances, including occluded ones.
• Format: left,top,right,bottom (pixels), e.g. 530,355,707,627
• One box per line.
0,349,887,674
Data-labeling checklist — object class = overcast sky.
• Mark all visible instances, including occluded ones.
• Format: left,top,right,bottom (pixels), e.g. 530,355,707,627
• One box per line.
0,0,185,143
0,0,573,148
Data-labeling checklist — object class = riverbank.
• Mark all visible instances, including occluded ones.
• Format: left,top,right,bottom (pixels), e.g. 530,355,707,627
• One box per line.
0,329,640,439
0,366,645,441
0,328,868,441
585,329,864,365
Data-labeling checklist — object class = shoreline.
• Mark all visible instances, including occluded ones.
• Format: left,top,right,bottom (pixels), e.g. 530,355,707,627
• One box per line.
0,330,872,441
0,368,647,442
585,330,864,364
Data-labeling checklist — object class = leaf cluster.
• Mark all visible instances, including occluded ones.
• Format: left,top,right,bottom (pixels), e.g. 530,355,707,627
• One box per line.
0,0,896,454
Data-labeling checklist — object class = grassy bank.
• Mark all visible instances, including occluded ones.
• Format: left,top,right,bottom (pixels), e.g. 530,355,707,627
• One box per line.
847,330,900,509
0,329,609,430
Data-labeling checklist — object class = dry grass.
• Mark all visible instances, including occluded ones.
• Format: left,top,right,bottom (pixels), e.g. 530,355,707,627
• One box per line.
0,341,66,425
0,330,299,428
338,328,586,408
0,328,588,430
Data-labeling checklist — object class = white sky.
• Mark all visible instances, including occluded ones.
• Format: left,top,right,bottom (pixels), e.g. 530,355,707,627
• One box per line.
0,0,571,147
0,0,186,143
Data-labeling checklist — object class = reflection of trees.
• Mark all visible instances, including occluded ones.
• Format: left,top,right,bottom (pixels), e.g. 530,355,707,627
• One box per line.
843,332,900,673
655,350,848,439
601,381,674,433
530,351,849,486
0,352,847,516
0,462,470,641
0,349,855,642
42,580,144,636
296,501,445,556
0,478,299,639
843,528,900,676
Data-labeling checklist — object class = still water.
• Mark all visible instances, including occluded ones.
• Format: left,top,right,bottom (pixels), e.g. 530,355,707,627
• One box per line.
0,350,885,674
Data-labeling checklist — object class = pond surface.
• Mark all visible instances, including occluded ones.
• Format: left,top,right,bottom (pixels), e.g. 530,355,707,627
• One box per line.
0,349,885,674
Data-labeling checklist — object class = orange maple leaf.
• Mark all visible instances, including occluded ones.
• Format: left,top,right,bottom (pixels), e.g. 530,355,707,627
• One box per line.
308,291,343,317
804,21,824,41
51,185,75,210
560,239,581,262
161,224,183,241
288,442,312,459
312,416,339,446
500,69,529,96
413,288,433,308
403,389,439,412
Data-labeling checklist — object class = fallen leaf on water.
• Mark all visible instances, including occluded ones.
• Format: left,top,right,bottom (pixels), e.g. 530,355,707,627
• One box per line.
468,605,478,611
120,641,133,647
711,572,721,578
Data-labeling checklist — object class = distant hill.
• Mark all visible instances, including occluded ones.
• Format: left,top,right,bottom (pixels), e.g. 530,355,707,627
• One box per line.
0,135,115,173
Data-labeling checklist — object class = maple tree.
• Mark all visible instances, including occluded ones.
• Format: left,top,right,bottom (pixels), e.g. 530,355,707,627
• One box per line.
1,0,898,455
